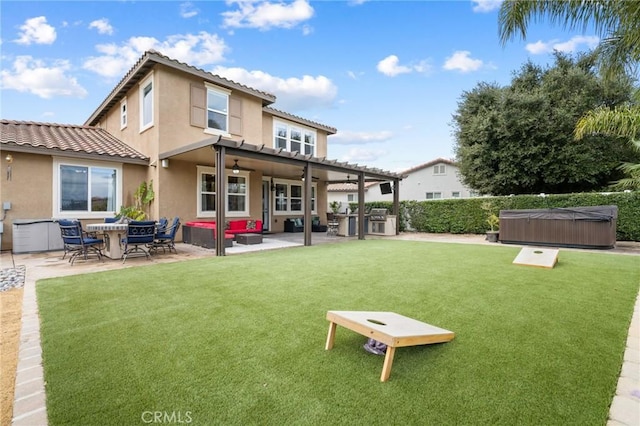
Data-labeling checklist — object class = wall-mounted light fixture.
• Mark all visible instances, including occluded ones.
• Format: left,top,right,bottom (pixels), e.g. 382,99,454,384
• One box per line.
270,178,276,192
232,159,240,174
301,170,306,181
161,159,169,168
5,154,13,181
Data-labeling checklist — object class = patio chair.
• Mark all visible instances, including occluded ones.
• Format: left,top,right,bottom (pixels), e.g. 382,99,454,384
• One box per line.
58,219,104,265
121,220,156,263
150,217,180,254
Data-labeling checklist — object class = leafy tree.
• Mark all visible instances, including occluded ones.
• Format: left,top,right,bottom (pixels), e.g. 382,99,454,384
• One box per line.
453,53,638,195
499,0,640,189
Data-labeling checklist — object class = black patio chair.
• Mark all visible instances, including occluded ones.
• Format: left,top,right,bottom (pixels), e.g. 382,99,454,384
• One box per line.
121,220,156,263
150,217,180,254
58,219,104,265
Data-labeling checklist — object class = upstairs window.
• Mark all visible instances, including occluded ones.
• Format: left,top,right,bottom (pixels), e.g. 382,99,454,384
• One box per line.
433,164,446,175
206,84,229,134
274,121,316,155
120,98,127,129
140,74,154,131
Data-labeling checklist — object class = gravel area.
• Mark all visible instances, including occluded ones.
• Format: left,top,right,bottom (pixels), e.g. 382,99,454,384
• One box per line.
0,265,26,292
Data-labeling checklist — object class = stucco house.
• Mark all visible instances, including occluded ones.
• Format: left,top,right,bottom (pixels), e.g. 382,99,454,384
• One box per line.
328,158,475,208
0,51,403,254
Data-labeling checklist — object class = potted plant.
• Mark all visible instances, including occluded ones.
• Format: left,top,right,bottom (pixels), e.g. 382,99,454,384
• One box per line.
329,201,340,214
117,180,155,222
481,201,500,242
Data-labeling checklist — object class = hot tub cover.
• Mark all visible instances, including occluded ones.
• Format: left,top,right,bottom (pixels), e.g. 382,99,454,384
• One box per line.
500,205,617,221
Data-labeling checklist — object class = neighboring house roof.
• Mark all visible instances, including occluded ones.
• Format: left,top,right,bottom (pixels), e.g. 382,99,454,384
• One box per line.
0,120,149,164
84,50,278,127
327,183,362,192
265,107,337,135
402,157,457,175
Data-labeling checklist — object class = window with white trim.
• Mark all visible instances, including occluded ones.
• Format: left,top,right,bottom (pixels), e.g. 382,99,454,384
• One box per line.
273,180,316,214
426,192,442,200
197,166,249,217
120,98,127,129
53,158,121,218
452,191,461,198
273,121,316,155
140,74,154,131
434,164,446,175
347,193,357,202
206,84,229,134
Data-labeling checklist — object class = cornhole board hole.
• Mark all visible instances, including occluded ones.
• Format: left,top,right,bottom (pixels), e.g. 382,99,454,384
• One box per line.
325,311,455,382
512,247,559,269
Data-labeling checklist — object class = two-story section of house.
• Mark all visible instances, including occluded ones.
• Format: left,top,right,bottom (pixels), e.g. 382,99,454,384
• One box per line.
1,51,403,251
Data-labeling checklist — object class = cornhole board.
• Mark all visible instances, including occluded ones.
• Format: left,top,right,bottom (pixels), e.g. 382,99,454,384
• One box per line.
512,247,559,269
325,311,455,382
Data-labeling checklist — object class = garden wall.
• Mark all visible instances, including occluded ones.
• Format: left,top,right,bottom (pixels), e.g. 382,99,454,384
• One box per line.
351,191,640,242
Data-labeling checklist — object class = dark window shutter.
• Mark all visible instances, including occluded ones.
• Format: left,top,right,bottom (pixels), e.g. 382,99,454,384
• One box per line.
190,84,206,128
229,96,242,136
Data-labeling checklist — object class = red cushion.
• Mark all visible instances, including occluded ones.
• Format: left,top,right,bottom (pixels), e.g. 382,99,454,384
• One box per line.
229,220,247,230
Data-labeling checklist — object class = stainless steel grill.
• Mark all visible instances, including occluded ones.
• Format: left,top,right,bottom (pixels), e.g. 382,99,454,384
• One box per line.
369,208,388,222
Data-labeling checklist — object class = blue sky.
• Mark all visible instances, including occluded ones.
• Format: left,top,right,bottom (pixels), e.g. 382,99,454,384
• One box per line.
1,0,600,172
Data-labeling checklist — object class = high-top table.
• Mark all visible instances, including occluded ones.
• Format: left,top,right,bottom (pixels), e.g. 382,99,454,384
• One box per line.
325,311,455,382
85,223,128,259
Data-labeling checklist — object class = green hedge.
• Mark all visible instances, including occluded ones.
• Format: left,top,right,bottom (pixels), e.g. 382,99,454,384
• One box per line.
351,191,640,241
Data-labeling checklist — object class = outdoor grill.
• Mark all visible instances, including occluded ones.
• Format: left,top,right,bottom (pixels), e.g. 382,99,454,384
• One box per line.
369,208,388,222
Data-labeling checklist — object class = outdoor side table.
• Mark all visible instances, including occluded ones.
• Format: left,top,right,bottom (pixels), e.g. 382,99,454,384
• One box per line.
325,311,455,382
236,233,263,245
85,223,128,259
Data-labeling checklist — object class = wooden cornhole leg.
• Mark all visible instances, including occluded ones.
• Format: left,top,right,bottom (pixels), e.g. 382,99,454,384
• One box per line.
380,346,396,382
325,321,337,350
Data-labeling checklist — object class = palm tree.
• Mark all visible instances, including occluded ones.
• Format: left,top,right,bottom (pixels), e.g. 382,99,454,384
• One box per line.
499,0,640,189
499,0,640,81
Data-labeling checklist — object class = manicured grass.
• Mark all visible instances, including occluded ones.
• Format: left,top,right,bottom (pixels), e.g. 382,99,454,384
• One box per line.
38,240,639,425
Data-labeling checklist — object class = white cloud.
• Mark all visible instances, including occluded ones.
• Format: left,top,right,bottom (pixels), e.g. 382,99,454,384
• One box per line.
180,2,199,18
83,32,228,78
329,130,393,145
526,35,600,54
211,65,337,111
377,55,431,77
222,0,314,30
443,50,483,73
88,19,114,35
471,0,503,13
341,147,388,164
1,56,87,99
15,16,56,45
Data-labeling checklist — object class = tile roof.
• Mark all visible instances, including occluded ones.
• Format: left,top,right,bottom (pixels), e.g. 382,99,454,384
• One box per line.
1,120,148,163
327,183,365,192
402,157,457,175
85,50,277,126
264,106,337,135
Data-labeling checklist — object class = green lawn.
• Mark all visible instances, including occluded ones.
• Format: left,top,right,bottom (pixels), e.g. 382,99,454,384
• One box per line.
37,240,639,425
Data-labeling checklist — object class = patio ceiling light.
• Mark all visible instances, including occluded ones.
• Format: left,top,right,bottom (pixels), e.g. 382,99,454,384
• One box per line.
232,159,240,175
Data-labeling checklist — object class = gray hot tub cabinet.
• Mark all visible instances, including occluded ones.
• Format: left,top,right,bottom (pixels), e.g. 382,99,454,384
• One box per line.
499,206,618,249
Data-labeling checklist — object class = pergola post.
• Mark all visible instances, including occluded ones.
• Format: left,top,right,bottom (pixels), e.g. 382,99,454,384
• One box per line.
358,172,365,240
214,145,226,256
303,164,312,246
393,178,400,235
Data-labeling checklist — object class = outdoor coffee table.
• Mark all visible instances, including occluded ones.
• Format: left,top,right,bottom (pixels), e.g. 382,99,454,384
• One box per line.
325,311,455,382
236,233,263,245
